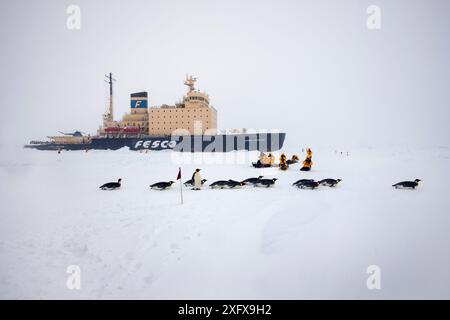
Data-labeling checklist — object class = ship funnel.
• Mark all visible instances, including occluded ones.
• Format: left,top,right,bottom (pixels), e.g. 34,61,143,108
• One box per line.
130,92,148,109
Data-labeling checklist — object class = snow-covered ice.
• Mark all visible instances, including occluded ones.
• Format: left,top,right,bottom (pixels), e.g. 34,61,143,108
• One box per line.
0,146,449,299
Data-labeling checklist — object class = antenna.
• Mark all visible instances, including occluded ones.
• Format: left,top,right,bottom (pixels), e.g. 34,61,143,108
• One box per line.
104,73,116,122
184,74,197,93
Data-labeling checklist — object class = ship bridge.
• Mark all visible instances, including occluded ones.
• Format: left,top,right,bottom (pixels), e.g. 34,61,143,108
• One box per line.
148,75,217,136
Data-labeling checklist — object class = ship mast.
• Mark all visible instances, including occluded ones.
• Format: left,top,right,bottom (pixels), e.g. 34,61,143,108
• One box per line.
184,74,197,93
104,72,116,122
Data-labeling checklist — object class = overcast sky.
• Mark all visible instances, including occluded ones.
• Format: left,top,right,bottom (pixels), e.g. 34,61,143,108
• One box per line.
1,0,449,149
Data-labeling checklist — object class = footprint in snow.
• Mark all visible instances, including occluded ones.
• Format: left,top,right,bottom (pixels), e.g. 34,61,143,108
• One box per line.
170,243,180,253
144,273,154,286
133,262,142,272
124,252,134,261
68,244,89,257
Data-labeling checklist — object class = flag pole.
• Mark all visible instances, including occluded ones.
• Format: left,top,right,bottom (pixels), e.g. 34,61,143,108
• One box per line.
179,167,183,205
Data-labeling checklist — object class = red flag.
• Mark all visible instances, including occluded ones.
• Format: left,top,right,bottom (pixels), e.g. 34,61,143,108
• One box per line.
176,168,181,180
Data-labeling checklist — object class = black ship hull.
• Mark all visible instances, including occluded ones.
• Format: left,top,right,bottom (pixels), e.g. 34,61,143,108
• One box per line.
25,133,286,152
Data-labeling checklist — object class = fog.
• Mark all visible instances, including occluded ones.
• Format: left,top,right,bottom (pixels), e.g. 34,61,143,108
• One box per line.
1,0,450,299
1,0,449,150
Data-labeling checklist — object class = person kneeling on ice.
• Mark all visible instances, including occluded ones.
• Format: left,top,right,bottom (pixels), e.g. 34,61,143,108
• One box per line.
300,157,313,171
279,153,289,171
286,154,299,165
267,153,275,166
300,148,313,171
253,152,274,168
192,168,202,190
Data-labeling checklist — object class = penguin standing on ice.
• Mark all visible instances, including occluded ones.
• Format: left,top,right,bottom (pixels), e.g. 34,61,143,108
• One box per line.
192,169,203,190
318,179,342,187
150,181,174,190
100,178,122,190
392,179,421,189
241,176,263,186
255,178,278,188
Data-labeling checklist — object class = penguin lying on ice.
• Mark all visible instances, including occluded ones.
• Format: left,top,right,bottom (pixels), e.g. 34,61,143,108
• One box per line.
255,178,278,188
392,179,421,189
226,180,245,188
318,178,342,187
241,176,263,186
292,179,315,186
183,179,207,187
209,180,230,189
295,180,319,189
210,180,243,189
100,178,122,190
150,181,174,190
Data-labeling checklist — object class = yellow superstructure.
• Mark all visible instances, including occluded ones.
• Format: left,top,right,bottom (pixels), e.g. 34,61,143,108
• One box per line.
148,75,217,136
100,75,218,136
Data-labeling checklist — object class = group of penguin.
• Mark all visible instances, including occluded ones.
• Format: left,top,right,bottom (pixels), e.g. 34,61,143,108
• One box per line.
99,176,279,190
209,177,278,189
148,176,280,190
99,177,422,191
292,178,341,189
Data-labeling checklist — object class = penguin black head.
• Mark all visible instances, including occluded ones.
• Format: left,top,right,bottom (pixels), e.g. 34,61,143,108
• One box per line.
337,179,342,182
415,179,421,183
118,178,122,183
169,181,174,185
202,179,207,183
272,178,278,181
258,176,263,179
196,168,201,172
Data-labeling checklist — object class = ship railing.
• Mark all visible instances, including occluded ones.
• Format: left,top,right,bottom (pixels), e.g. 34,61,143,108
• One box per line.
100,134,144,138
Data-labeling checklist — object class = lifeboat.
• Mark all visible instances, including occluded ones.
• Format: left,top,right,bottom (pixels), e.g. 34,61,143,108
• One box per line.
104,127,121,133
123,126,140,134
